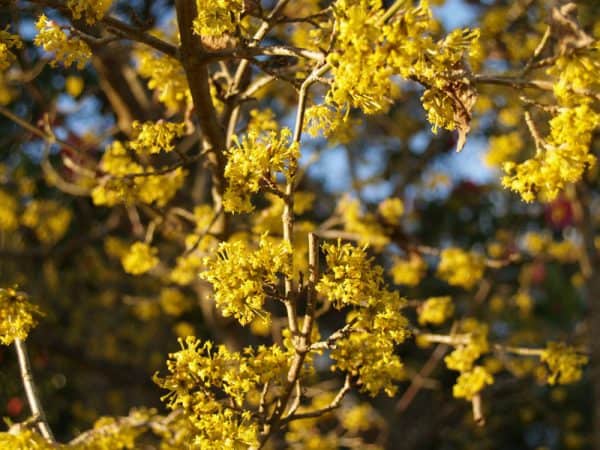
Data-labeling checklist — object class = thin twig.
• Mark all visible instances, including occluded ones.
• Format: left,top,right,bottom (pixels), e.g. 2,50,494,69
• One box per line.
14,339,55,442
281,375,352,424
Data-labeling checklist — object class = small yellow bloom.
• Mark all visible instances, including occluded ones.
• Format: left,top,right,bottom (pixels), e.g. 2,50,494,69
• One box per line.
437,247,485,289
65,75,84,97
121,242,159,275
0,288,42,345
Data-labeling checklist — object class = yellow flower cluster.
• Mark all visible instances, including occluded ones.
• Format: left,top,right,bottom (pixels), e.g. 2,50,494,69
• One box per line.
0,72,14,105
378,198,404,225
160,288,193,317
200,235,291,325
136,48,191,110
484,131,524,167
84,410,149,449
0,28,23,71
502,104,599,202
34,15,91,69
67,0,113,24
445,319,489,373
21,199,72,245
547,43,600,106
0,287,42,345
129,120,186,154
522,232,580,263
325,0,479,138
193,0,244,37
452,366,494,400
540,342,588,385
0,428,50,449
0,189,18,231
437,247,485,289
155,337,290,448
223,127,298,213
318,241,409,396
390,253,427,286
92,141,186,206
338,196,388,250
121,242,159,275
303,104,359,145
317,241,387,309
443,320,493,399
418,296,454,326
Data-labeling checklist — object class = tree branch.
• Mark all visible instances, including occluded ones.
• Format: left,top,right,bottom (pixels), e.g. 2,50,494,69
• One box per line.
14,339,55,442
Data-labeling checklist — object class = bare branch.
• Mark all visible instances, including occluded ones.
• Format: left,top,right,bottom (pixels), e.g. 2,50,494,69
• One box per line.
14,339,55,442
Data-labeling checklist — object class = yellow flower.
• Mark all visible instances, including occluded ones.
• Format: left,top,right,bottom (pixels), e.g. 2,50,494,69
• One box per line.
437,247,485,289
21,200,72,244
0,189,18,232
502,104,599,203
129,121,186,154
155,337,289,447
445,319,489,372
338,196,389,250
34,15,91,69
200,235,291,325
378,198,404,225
318,241,409,396
121,242,159,275
65,75,85,97
540,342,588,385
0,287,42,345
452,366,494,400
223,127,298,213
0,27,23,71
92,140,186,206
418,296,454,326
193,0,244,37
485,132,524,167
136,47,191,110
160,288,193,317
67,0,113,24
390,253,427,286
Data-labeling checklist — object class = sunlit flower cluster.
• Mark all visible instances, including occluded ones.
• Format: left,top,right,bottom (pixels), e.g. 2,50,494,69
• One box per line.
193,0,244,37
129,121,186,154
223,127,298,213
418,296,454,326
502,104,599,202
137,48,191,110
155,336,291,448
390,253,427,287
21,199,72,245
34,15,91,69
444,319,493,399
303,104,359,144
92,141,186,207
0,287,42,345
318,241,409,396
0,189,18,231
445,319,489,373
547,43,600,105
324,0,479,141
540,342,588,385
437,247,485,289
485,131,524,167
377,198,404,225
67,0,113,24
452,366,494,400
0,28,22,71
338,196,388,250
121,242,159,275
201,235,291,325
